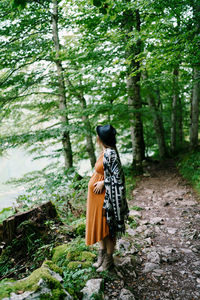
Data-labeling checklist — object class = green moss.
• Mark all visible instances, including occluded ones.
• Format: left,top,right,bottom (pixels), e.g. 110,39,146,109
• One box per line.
14,262,61,291
52,288,68,299
80,251,96,262
56,239,97,299
43,260,63,276
0,261,66,299
66,250,80,261
52,243,69,263
67,261,91,269
52,238,96,270
63,250,95,269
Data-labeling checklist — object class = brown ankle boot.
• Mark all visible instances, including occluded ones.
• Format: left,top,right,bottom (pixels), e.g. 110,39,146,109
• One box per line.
96,253,114,272
93,249,106,268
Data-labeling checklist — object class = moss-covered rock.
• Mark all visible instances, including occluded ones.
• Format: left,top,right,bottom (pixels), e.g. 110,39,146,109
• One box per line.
52,243,69,264
52,238,96,270
80,251,96,262
43,260,63,276
67,261,91,270
0,260,71,299
51,239,98,299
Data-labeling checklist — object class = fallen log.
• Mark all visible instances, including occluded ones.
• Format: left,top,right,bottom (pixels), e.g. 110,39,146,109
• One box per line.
1,201,60,244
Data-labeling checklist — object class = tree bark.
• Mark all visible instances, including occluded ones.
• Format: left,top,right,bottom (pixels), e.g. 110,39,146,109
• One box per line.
178,96,183,145
126,9,145,171
79,95,96,168
144,71,167,159
64,74,96,168
190,67,200,149
171,67,179,153
52,0,73,169
148,95,167,159
190,1,200,149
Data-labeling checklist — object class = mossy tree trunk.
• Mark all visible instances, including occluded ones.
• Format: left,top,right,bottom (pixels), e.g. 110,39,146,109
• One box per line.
171,67,179,153
190,1,200,150
79,95,96,168
52,0,73,170
125,9,145,172
190,67,200,149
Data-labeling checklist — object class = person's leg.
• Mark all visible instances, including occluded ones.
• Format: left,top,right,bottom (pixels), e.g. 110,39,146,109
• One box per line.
93,238,107,268
99,238,106,250
105,236,115,254
97,235,115,272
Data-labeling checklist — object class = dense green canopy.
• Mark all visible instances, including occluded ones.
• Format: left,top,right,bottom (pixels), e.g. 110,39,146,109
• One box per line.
0,0,199,200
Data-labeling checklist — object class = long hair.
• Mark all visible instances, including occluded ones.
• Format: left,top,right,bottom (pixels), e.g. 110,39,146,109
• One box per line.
98,136,121,162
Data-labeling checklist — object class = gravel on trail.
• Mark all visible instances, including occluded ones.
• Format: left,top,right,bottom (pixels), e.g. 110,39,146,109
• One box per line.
104,159,200,300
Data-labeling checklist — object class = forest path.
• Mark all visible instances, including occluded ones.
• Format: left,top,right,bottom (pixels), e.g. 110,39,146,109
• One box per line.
105,159,200,300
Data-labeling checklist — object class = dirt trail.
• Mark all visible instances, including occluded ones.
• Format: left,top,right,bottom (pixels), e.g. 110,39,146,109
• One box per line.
105,159,200,300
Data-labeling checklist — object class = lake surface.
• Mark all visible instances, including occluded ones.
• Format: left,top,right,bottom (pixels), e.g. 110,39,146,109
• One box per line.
0,148,53,210
0,148,132,211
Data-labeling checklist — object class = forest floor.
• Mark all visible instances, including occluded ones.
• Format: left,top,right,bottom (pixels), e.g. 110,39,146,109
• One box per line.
104,159,200,300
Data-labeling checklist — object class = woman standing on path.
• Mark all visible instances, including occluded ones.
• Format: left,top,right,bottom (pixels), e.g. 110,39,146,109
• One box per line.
86,124,129,272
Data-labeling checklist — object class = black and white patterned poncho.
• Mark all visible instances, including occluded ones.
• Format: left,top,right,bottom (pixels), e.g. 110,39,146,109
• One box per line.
103,148,129,238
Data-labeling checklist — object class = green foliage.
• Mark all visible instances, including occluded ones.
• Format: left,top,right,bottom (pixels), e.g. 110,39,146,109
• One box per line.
123,165,138,200
177,150,200,193
52,237,96,298
128,217,139,229
0,218,59,279
71,218,86,237
52,237,95,268
0,207,15,223
4,164,88,220
0,0,198,197
130,206,144,211
0,260,66,299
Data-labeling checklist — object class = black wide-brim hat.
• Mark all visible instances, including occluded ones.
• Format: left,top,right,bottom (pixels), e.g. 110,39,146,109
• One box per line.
96,124,117,147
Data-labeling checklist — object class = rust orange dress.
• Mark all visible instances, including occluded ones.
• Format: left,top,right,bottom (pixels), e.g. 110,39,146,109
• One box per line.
86,151,109,245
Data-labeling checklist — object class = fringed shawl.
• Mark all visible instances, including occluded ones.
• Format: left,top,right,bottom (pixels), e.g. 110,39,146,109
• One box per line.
103,148,129,238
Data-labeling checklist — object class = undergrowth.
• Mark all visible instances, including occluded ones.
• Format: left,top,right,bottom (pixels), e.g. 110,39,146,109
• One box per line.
0,164,136,297
177,149,200,194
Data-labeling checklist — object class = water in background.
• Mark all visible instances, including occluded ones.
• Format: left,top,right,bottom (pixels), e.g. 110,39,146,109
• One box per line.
0,148,51,210
0,148,132,211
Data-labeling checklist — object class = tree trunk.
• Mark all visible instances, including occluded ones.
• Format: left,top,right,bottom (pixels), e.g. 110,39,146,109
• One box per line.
52,0,73,169
171,67,179,153
178,96,183,145
148,95,167,159
190,2,200,149
79,95,96,168
65,73,96,168
126,9,145,171
144,71,167,159
190,67,200,149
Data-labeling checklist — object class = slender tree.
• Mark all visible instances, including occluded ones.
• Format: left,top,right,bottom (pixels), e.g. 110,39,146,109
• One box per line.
125,9,145,169
189,0,200,149
143,71,167,159
51,0,73,169
190,67,200,149
171,67,179,153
